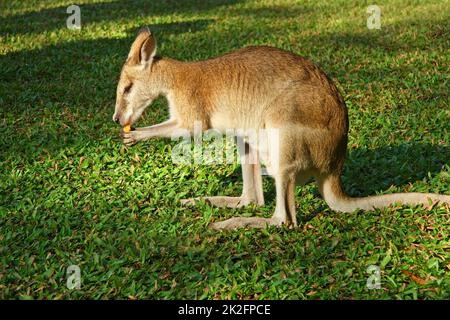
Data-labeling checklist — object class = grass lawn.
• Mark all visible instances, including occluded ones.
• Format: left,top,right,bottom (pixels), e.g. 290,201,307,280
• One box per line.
0,0,449,299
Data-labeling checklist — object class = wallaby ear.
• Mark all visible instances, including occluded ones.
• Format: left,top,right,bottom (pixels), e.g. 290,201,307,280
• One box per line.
140,35,157,64
127,27,157,66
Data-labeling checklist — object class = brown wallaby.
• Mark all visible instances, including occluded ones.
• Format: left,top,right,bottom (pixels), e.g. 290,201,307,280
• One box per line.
113,28,449,230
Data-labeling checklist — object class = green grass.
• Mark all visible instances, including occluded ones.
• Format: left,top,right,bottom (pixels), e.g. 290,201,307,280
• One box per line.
0,0,449,299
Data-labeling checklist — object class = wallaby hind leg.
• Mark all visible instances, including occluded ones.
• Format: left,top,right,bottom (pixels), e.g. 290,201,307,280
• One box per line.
180,138,264,208
270,172,297,227
210,171,296,230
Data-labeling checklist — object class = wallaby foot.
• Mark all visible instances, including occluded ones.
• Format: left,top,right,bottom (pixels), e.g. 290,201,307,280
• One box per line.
209,217,283,230
180,196,257,208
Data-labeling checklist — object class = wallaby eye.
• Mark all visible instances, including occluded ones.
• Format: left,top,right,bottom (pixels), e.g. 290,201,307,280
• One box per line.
123,83,133,94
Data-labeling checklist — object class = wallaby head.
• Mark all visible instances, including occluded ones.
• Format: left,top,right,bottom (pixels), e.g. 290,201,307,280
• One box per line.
112,28,160,126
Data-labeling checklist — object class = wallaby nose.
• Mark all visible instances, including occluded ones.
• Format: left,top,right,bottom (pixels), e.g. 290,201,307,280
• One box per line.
113,115,120,124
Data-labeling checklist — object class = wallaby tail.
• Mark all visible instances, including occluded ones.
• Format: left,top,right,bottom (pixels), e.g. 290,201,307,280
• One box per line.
318,174,450,213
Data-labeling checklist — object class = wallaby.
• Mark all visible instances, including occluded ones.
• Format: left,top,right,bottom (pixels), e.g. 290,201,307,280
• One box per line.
113,28,450,230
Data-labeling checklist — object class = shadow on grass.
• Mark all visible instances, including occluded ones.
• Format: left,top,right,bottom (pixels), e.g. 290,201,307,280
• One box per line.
343,144,449,195
227,3,313,18
0,0,241,36
0,19,213,109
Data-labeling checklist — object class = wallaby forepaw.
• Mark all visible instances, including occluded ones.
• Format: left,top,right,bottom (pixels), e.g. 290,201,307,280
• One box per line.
121,130,138,147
